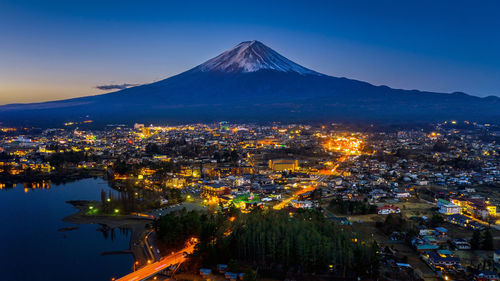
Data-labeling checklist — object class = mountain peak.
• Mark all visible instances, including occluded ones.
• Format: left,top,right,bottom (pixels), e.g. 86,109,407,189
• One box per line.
195,40,322,75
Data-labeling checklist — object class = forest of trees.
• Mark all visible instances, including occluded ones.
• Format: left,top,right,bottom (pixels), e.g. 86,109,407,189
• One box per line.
328,197,377,215
471,228,494,250
375,213,418,242
155,208,380,279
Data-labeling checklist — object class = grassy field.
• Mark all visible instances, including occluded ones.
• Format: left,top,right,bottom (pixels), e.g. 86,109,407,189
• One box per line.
395,201,435,218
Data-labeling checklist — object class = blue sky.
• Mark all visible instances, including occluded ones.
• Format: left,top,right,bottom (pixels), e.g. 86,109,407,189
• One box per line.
1,0,499,104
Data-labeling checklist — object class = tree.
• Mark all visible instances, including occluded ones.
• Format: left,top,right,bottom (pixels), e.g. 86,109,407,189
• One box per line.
145,143,160,154
101,189,106,204
471,229,481,250
429,214,443,227
243,268,257,281
156,208,379,278
482,229,494,250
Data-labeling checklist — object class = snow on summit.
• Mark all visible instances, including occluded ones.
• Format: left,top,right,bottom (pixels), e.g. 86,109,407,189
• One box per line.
196,40,322,75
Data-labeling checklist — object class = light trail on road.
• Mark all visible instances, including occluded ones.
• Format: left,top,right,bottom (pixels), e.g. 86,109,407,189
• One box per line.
116,242,196,281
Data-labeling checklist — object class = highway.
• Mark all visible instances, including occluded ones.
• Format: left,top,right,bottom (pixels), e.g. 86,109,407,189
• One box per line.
116,241,197,281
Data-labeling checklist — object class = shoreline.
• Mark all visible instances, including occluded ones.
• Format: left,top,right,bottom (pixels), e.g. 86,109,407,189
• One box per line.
63,202,155,268
63,200,208,276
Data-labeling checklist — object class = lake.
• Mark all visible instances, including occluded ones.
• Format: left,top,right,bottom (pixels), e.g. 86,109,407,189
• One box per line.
0,178,133,281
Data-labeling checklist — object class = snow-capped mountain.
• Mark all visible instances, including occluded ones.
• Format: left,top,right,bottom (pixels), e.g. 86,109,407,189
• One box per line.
0,40,498,126
195,40,321,75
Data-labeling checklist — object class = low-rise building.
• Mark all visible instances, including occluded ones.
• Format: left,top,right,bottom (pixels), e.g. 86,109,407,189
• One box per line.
437,199,460,215
453,238,471,250
268,159,299,171
475,271,500,281
290,200,313,209
377,205,400,215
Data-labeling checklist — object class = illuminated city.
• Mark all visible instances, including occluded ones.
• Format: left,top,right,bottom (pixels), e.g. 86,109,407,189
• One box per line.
1,120,500,280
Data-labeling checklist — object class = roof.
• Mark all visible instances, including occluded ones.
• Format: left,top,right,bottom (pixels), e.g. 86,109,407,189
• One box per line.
475,270,499,277
424,235,437,242
435,227,448,233
416,244,439,250
378,205,399,210
217,264,228,269
438,198,451,205
428,251,460,263
438,249,453,255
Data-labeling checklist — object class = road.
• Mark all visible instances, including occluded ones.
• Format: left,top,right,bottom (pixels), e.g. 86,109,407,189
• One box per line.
273,186,316,210
146,231,162,261
116,241,197,281
273,176,327,210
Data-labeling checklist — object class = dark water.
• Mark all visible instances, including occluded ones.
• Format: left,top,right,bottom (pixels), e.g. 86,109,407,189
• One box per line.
0,178,133,281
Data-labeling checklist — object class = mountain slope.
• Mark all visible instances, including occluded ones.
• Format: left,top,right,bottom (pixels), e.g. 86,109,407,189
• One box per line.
194,40,321,75
0,40,499,126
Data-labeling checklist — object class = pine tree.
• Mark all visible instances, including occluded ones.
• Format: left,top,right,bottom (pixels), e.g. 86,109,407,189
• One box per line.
482,229,494,250
471,229,481,250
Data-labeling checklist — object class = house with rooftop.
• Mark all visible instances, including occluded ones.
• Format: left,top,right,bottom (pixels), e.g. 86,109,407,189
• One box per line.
437,199,460,215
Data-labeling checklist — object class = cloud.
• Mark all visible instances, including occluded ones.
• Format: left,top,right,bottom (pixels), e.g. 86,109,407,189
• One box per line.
95,83,140,91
